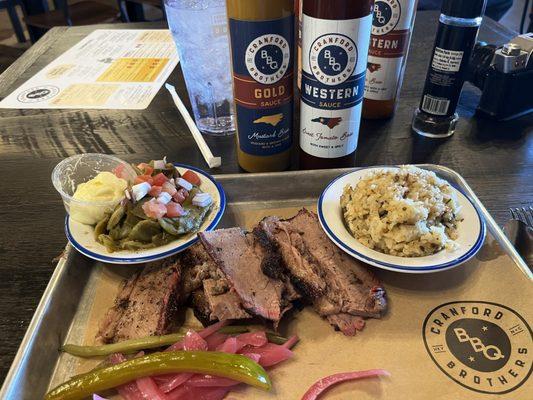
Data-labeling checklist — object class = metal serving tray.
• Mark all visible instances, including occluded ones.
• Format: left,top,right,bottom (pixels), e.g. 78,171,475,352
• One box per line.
1,165,531,400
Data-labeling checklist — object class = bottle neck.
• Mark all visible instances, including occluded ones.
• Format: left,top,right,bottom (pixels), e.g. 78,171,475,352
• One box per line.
439,14,482,27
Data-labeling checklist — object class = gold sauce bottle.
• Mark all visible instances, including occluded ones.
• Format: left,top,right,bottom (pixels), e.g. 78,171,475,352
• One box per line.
226,0,294,172
362,0,418,119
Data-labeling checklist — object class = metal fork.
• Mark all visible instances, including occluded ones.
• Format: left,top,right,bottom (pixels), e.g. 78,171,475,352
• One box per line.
510,206,533,228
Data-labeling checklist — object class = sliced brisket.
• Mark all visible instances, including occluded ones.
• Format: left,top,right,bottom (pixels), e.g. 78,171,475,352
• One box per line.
199,228,293,324
97,259,181,343
190,289,213,326
257,209,387,335
203,279,251,321
181,242,251,322
179,243,219,300
98,269,141,343
326,314,365,336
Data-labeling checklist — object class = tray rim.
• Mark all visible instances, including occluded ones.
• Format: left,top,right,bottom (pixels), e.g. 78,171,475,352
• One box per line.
1,164,531,399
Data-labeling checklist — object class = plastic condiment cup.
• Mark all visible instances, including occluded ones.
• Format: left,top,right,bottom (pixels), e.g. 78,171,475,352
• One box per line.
52,153,137,225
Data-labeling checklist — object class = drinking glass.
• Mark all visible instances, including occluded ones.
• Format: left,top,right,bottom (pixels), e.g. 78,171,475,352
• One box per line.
164,0,235,135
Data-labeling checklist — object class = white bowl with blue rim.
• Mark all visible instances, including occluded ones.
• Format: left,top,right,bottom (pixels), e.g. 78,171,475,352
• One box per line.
318,166,485,273
64,163,225,264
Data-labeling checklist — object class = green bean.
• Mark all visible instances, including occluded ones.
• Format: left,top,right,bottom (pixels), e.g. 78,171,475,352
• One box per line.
98,234,117,253
124,211,142,229
158,217,184,236
94,216,110,241
128,220,161,242
120,240,157,251
152,232,178,246
129,198,150,220
107,204,125,231
159,204,211,236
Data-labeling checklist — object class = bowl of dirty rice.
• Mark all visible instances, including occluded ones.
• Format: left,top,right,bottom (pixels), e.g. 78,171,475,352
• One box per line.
340,166,461,257
318,165,485,273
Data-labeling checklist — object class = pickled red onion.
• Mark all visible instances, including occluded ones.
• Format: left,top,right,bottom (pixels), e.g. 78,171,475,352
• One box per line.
301,369,391,400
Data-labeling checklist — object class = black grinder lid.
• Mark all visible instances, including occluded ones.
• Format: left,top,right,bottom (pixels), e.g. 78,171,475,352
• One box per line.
441,0,487,19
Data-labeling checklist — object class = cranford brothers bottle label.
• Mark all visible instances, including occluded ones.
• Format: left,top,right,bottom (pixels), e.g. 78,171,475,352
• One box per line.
300,14,372,158
228,16,294,156
365,0,417,101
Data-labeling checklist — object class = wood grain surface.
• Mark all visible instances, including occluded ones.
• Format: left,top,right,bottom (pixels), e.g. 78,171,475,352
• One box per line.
0,13,531,383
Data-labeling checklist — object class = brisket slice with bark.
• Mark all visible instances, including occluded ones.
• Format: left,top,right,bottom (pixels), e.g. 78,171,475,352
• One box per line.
98,259,181,343
257,209,387,335
179,243,218,301
181,243,251,323
198,228,294,324
97,269,141,343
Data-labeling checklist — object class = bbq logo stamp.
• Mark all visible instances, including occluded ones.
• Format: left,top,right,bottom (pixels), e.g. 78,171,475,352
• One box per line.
423,301,532,394
309,33,357,85
17,85,59,103
245,34,290,84
372,0,401,35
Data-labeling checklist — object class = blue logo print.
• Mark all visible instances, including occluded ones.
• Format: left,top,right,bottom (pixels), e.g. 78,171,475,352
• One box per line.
372,0,401,35
317,45,349,76
254,44,283,74
245,34,290,84
373,1,393,28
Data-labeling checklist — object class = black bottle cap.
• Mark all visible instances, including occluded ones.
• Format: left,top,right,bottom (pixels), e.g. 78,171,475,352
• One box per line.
441,0,486,19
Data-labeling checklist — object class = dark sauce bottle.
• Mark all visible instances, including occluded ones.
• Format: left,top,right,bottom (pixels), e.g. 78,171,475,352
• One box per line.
412,0,487,138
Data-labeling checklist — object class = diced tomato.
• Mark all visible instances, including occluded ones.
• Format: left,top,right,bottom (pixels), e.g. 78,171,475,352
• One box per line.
112,163,127,180
134,175,154,185
172,188,188,204
137,162,154,176
142,200,167,219
162,181,177,196
166,202,186,218
152,172,168,186
149,185,163,197
182,170,201,186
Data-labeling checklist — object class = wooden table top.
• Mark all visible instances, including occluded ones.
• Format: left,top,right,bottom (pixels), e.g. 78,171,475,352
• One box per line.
0,12,531,383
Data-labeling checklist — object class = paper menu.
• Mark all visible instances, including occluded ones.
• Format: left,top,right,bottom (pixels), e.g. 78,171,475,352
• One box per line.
0,30,179,110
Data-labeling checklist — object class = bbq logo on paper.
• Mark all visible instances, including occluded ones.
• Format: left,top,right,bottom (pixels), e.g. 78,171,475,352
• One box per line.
372,0,401,35
245,34,290,84
17,85,59,103
423,301,532,394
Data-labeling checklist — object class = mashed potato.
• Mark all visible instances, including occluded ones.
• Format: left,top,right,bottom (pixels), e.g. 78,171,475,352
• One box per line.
340,166,462,257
